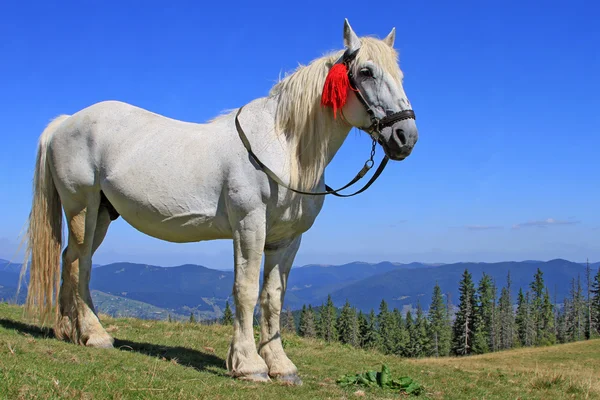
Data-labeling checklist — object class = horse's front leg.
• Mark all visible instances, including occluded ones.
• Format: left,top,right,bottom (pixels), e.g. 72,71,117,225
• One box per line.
258,235,302,385
226,210,270,382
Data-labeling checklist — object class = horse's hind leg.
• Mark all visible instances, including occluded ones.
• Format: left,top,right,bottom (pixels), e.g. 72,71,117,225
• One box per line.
56,195,113,348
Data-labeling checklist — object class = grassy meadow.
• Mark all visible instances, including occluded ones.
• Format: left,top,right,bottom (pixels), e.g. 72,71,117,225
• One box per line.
0,302,598,399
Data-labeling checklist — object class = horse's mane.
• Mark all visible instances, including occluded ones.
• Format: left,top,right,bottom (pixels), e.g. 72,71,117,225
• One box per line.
268,36,402,191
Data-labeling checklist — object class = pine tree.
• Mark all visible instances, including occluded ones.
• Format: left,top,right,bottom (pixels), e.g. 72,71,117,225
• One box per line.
337,300,359,347
318,295,338,342
490,278,500,351
540,288,556,345
529,268,555,345
566,276,585,342
377,299,397,354
452,269,477,355
189,312,196,323
586,259,593,339
222,301,233,325
498,281,515,350
281,306,296,334
428,283,451,357
515,288,527,346
556,301,568,343
414,302,429,357
524,291,537,346
392,307,408,356
362,309,380,349
404,310,416,357
299,305,317,338
473,273,493,354
591,267,600,337
357,310,368,347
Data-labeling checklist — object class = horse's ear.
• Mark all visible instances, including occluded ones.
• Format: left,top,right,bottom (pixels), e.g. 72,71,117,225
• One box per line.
343,18,361,53
383,27,396,47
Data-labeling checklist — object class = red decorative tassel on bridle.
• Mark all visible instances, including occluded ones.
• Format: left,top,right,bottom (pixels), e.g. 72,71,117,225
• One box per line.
321,63,352,119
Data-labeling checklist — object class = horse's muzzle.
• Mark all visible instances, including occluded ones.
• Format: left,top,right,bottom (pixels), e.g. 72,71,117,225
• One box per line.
381,119,418,160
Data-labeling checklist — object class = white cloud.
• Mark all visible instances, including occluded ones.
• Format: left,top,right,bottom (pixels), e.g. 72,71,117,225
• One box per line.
512,218,580,229
465,225,503,231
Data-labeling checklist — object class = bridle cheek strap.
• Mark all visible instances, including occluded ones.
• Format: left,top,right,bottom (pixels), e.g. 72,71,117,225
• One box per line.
346,64,416,135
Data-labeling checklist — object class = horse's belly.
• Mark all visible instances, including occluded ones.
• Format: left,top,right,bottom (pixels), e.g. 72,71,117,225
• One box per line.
101,182,232,243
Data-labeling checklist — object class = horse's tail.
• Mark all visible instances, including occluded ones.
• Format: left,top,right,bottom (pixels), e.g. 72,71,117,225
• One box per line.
18,115,70,326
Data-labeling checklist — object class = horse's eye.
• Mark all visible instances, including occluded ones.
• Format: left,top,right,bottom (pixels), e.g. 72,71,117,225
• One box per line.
360,68,374,78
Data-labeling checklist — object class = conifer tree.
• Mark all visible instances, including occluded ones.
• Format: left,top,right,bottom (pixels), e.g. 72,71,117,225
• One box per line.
316,303,324,338
189,312,196,323
414,302,429,357
566,276,585,341
515,288,527,346
357,310,368,347
299,305,317,338
428,283,451,357
586,259,593,339
524,291,536,346
404,310,416,357
318,295,338,342
377,299,397,354
168,314,173,323
362,309,380,349
337,300,359,347
452,269,477,355
498,274,515,350
529,268,555,345
490,278,500,351
392,307,408,356
222,301,233,325
591,267,600,337
473,273,493,354
556,301,568,343
540,288,556,345
472,324,488,354
281,306,296,333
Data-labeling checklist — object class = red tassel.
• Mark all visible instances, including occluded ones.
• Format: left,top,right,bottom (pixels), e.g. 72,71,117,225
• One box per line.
321,63,351,119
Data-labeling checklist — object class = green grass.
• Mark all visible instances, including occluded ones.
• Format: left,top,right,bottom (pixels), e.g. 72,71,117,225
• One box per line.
0,302,599,399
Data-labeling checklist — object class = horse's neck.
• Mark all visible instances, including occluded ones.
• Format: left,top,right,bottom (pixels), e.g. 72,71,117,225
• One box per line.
324,123,353,166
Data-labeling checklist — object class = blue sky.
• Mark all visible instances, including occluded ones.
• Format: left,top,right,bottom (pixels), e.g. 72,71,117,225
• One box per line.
1,0,598,269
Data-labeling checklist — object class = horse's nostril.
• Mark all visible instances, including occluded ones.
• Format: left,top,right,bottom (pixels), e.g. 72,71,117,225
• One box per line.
395,128,407,146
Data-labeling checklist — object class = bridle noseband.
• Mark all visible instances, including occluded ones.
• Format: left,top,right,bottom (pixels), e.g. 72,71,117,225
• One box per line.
234,46,416,198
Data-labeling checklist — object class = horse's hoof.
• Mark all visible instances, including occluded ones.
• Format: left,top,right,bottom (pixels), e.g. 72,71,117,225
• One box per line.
237,372,271,383
85,335,114,349
275,374,303,386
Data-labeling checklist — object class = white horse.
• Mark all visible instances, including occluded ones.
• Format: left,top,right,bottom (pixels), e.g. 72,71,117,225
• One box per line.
20,19,418,384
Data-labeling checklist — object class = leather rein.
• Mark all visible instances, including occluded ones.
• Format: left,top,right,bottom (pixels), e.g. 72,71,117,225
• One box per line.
234,48,416,198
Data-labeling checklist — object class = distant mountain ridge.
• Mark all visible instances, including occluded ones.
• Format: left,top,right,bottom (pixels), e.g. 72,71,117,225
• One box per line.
1,258,598,320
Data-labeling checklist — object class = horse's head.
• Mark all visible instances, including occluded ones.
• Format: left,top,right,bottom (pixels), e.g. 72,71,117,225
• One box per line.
324,19,419,161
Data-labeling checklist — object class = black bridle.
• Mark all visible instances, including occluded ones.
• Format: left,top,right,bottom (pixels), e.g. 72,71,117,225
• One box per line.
343,48,416,139
234,47,416,198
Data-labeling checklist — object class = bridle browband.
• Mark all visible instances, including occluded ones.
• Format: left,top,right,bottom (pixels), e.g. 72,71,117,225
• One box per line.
234,46,416,198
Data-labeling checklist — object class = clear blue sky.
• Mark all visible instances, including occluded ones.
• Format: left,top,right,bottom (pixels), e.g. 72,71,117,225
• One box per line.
1,0,598,269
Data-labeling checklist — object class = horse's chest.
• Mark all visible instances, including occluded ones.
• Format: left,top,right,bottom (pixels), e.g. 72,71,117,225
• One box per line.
266,196,324,242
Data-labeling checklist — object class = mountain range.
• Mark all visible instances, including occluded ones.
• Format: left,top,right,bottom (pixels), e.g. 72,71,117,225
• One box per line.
1,258,598,321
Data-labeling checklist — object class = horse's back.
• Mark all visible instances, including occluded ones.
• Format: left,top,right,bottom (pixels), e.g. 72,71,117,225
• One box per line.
47,100,238,242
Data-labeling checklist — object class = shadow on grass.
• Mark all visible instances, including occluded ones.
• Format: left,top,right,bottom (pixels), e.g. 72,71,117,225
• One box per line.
0,318,55,338
0,318,227,376
114,338,227,376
